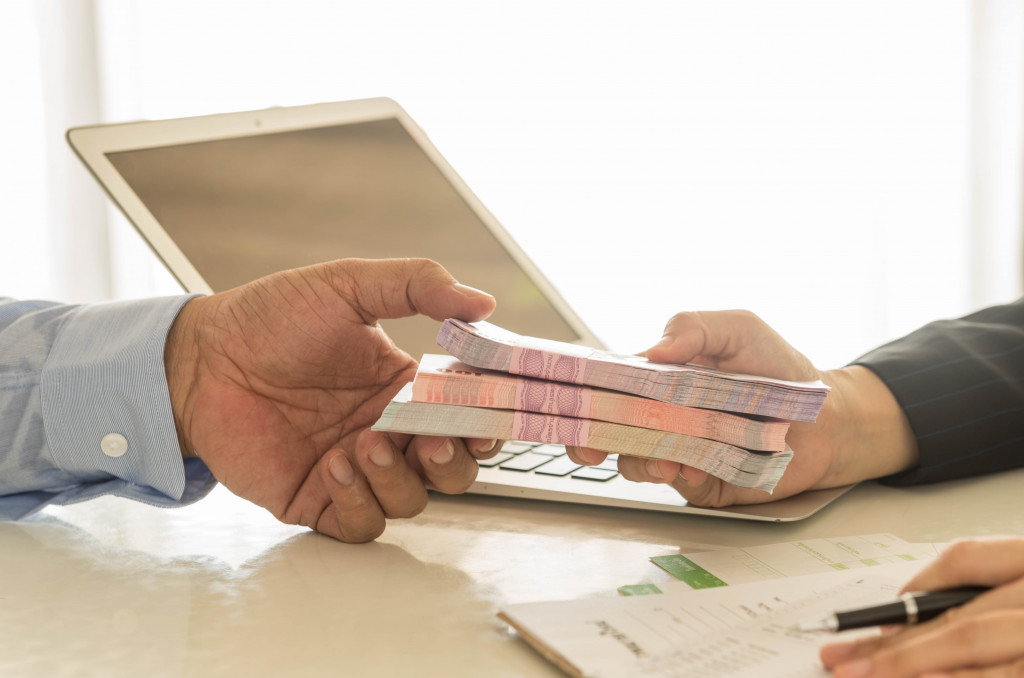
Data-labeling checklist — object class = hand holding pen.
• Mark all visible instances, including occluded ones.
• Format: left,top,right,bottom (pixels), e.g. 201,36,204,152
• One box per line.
798,586,989,633
818,537,1024,678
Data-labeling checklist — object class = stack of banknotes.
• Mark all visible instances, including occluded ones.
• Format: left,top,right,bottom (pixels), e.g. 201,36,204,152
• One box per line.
372,320,830,492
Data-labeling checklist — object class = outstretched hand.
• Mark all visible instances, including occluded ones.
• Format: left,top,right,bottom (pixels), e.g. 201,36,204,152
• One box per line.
567,310,919,507
163,258,500,542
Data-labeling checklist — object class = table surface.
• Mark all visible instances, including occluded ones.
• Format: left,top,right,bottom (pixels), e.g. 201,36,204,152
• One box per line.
3,467,1023,678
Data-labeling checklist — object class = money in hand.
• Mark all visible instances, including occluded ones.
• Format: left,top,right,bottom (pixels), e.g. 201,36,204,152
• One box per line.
374,384,793,492
412,354,790,452
438,319,829,421
372,319,831,493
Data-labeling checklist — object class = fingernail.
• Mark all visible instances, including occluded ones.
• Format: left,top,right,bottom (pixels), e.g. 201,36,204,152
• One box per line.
473,439,498,454
454,283,493,300
678,465,699,484
646,459,667,480
834,658,872,678
431,439,455,465
653,335,675,349
329,455,355,486
369,439,395,467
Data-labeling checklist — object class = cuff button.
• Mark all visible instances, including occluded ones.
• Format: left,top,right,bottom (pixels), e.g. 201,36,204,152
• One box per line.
101,433,129,458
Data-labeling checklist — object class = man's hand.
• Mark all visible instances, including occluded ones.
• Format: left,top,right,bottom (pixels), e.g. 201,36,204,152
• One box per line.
163,258,500,542
567,310,919,506
821,537,1024,677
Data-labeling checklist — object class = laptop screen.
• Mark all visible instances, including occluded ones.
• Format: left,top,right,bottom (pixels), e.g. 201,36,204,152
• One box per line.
103,117,581,360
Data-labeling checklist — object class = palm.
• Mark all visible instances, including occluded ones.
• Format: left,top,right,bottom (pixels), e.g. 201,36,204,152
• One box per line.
644,310,839,506
176,268,418,524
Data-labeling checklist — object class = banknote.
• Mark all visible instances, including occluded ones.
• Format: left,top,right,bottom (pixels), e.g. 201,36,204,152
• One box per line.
412,354,790,451
373,385,792,492
437,319,829,421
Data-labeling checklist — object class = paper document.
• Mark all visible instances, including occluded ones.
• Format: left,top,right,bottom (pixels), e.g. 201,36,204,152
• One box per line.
500,561,927,678
650,533,944,589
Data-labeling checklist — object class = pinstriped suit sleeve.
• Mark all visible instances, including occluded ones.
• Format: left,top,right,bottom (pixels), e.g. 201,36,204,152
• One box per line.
0,296,216,520
853,298,1024,486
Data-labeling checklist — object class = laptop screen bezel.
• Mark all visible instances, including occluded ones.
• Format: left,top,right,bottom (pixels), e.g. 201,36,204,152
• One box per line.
66,97,602,349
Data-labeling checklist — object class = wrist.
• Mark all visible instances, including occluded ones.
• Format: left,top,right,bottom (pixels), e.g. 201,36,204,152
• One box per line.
814,365,919,486
164,297,203,459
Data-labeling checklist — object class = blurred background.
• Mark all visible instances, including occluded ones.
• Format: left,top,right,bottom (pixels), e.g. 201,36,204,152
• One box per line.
2,0,1021,366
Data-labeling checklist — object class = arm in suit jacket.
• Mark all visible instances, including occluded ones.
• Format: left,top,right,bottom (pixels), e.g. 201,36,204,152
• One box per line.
853,298,1024,486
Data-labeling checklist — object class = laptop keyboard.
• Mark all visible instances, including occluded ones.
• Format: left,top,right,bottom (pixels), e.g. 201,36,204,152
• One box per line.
478,441,620,482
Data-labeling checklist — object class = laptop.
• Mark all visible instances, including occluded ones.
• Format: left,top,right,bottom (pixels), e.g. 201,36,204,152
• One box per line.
67,97,851,521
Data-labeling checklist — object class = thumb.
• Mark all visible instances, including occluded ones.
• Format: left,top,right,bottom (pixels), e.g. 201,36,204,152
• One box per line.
327,258,496,323
642,310,742,365
643,310,818,382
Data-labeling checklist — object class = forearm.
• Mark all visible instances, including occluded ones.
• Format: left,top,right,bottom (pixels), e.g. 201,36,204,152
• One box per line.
0,295,216,519
811,365,919,488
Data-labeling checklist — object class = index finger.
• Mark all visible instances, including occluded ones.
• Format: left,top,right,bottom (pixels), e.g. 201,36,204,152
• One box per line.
902,537,1024,594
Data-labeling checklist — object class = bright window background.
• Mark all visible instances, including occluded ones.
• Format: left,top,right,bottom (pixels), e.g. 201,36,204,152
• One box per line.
3,0,1022,368
0,1,51,299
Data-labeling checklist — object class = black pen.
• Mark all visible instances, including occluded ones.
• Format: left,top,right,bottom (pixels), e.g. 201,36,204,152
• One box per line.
796,586,990,632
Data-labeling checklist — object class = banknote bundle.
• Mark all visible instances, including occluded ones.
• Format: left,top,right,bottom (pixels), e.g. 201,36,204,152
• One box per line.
437,320,828,421
373,320,831,492
375,384,793,492
411,354,790,452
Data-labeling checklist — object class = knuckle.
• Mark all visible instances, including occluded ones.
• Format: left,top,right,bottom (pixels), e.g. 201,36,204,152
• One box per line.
733,309,762,323
665,311,698,331
408,257,448,282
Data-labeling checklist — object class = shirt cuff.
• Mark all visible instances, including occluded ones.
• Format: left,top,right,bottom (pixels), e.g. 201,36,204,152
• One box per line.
40,295,217,509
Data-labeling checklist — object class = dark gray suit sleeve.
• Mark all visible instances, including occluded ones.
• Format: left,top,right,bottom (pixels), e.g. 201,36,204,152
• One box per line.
852,298,1024,486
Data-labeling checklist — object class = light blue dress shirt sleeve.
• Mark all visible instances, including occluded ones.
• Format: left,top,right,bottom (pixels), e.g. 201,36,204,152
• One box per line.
0,295,217,520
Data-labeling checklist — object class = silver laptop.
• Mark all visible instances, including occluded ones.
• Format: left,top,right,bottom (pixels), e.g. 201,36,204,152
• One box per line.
67,98,851,522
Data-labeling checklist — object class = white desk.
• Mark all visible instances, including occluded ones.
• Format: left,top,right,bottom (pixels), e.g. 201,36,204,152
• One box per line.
3,467,1023,677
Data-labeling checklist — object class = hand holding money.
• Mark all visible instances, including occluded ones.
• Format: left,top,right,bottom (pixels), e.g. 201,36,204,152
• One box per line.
374,317,832,494
581,310,916,507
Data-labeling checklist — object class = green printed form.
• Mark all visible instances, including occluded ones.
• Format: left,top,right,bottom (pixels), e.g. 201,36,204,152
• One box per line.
649,555,728,589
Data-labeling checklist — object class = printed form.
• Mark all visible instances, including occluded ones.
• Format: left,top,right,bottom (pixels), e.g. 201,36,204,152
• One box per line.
501,557,932,677
648,533,944,590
